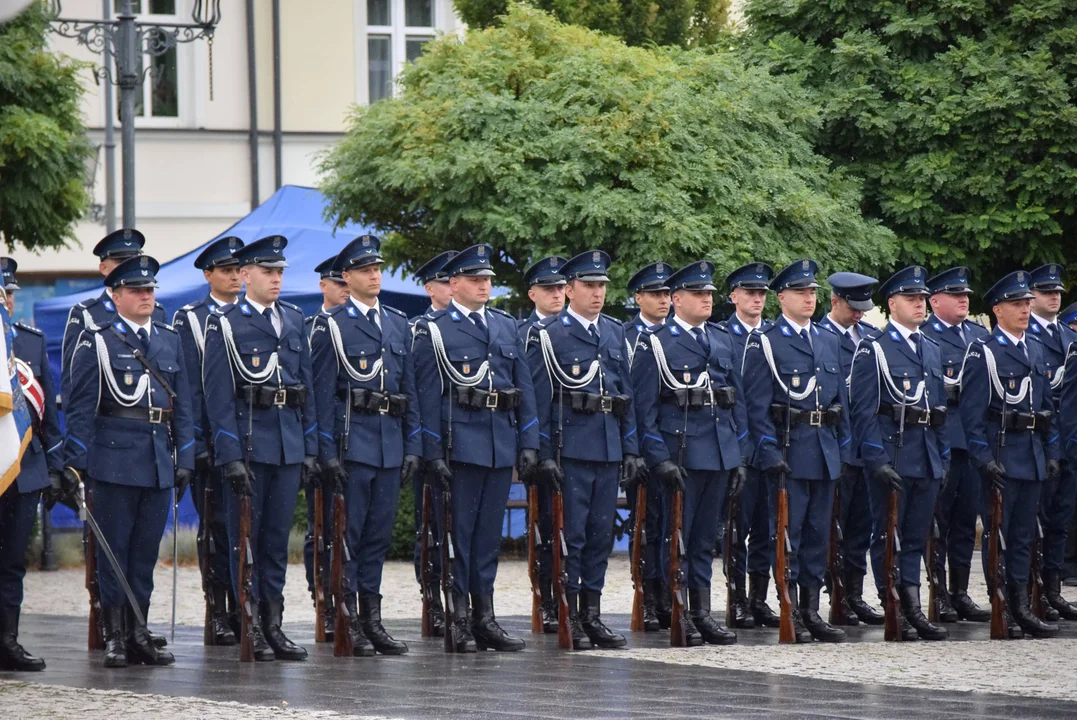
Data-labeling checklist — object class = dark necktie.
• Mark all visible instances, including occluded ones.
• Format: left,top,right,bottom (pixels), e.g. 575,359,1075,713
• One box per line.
470,311,488,337
955,323,967,345
910,332,922,360
800,328,811,349
589,324,600,342
136,328,150,353
1017,340,1027,359
691,326,709,354
366,308,381,337
1046,322,1056,338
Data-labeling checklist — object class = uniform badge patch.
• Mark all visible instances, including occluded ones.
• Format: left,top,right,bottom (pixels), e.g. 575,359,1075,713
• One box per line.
732,324,742,335
792,375,800,388
105,300,115,311
903,379,911,390
781,325,791,337
252,356,261,368
683,372,691,383
124,373,133,386
572,364,580,376
347,306,357,317
933,322,943,332
463,363,470,374
669,325,680,336
1009,379,1016,390
946,367,953,377
359,358,368,370
451,311,462,322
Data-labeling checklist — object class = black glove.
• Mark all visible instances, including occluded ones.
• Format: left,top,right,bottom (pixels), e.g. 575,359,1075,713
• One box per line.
653,460,686,492
1047,458,1062,481
764,459,792,479
728,463,748,499
321,458,348,494
873,463,903,492
45,470,78,512
194,450,213,477
301,456,321,491
221,460,253,497
400,454,422,489
619,460,647,495
621,454,646,490
983,460,1007,492
174,468,193,503
536,458,563,492
517,448,539,486
426,459,453,491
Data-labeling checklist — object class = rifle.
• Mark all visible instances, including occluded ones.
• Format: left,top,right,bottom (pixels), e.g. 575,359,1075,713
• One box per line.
333,402,354,657
826,483,845,625
313,486,327,642
441,389,460,652
988,386,1009,640
1029,519,1047,621
201,481,217,645
723,490,739,628
420,483,437,637
668,401,689,647
84,487,104,651
774,392,795,644
883,392,906,642
527,483,543,634
629,483,647,632
552,385,571,649
238,391,257,662
925,515,943,623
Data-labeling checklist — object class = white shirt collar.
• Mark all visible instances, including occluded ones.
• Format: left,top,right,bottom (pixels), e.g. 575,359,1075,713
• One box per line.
534,309,548,321
451,299,485,321
673,314,704,333
891,320,919,341
566,306,599,331
243,296,273,316
734,313,761,331
119,314,152,335
639,313,664,327
998,326,1025,346
209,294,233,308
1032,313,1056,329
105,287,114,300
782,314,811,334
350,295,380,318
825,314,851,334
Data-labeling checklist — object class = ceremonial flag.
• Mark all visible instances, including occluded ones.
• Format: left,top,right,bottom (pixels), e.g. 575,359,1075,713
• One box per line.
0,293,33,495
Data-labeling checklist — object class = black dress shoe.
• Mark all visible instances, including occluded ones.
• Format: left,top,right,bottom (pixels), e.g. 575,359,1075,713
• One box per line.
898,585,947,641
260,601,307,660
0,607,45,672
749,574,781,628
101,607,127,668
688,588,737,645
579,590,627,648
799,585,845,643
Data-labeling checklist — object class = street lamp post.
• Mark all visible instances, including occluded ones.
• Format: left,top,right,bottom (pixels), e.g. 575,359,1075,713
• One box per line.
47,0,222,228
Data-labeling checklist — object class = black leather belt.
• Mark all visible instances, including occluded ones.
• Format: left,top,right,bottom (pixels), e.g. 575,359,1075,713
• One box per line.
99,404,172,424
987,409,1052,433
771,403,843,428
454,386,521,411
879,403,947,428
239,384,307,409
671,386,736,411
341,388,408,417
568,392,629,417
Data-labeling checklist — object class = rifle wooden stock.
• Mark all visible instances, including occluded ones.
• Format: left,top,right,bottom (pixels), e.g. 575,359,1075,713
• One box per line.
420,484,436,637
313,487,327,643
527,485,543,634
332,491,353,657
988,487,1008,639
883,489,902,642
826,483,845,625
668,489,687,647
774,479,795,644
723,493,738,628
552,489,571,649
630,484,647,632
201,484,216,646
238,495,255,662
1029,520,1047,621
925,517,942,623
84,488,104,651
441,484,457,653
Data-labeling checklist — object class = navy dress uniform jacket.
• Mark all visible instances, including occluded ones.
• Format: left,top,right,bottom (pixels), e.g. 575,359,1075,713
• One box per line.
172,294,231,457
202,296,318,467
920,316,989,452
631,321,751,471
722,314,771,373
1061,342,1077,460
12,323,63,492
959,328,1060,481
742,317,853,479
413,306,539,468
310,302,421,468
64,316,196,486
527,311,639,464
1029,315,1077,406
849,323,950,480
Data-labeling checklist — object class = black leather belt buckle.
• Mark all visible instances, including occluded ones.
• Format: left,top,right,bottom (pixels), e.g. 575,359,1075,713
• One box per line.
379,396,391,414
914,409,929,425
273,389,287,407
809,410,823,427
148,407,164,424
486,391,499,409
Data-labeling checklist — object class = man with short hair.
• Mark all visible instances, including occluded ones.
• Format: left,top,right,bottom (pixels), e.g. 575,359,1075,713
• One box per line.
625,262,672,365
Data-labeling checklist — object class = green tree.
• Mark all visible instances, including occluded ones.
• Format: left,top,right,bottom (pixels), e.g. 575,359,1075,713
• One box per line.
0,3,91,252
743,0,1077,297
454,0,731,47
320,6,894,307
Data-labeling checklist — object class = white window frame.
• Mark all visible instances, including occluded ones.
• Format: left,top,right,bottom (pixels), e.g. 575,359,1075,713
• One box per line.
360,0,437,104
119,0,194,128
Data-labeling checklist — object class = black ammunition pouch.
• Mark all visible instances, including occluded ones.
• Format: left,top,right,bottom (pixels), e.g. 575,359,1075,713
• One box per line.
342,387,408,417
672,386,736,411
770,403,843,428
568,391,629,417
987,409,1052,434
454,386,521,411
240,384,307,409
944,383,960,407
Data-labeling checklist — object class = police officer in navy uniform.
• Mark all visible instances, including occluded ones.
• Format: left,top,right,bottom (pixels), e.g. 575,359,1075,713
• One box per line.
528,250,645,650
0,260,60,672
517,256,567,634
721,262,780,629
624,262,672,366
61,229,165,406
742,259,852,643
850,266,951,641
961,270,1061,638
1061,317,1077,583
413,244,539,653
63,255,195,668
1063,302,1077,333
1026,264,1077,619
171,237,244,647
302,253,350,642
819,272,886,627
920,267,992,624
202,235,319,662
310,236,420,656
631,261,749,645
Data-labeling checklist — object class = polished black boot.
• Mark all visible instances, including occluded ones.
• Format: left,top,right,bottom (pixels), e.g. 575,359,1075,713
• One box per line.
749,573,781,628
1009,582,1059,638
688,588,737,645
799,585,845,643
655,581,672,630
358,593,407,655
211,586,238,645
640,579,660,632
931,565,959,623
343,594,375,657
949,565,989,622
579,590,627,649
126,606,174,666
425,583,446,637
566,591,593,650
846,572,884,626
1044,569,1077,621
469,593,523,652
322,596,336,642
729,574,755,629
447,591,477,653
898,585,947,641
540,580,559,634
787,583,813,643
261,601,307,660
879,590,919,640
102,606,127,668
0,607,45,671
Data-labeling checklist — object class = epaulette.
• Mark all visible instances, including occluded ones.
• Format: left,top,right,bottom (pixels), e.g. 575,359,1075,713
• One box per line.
707,320,730,335
13,322,42,336
967,319,986,329
537,314,559,328
218,302,242,316
327,304,351,318
155,301,164,309
153,320,177,333
304,315,315,325
815,321,838,336
427,308,449,321
487,306,514,319
80,295,100,309
599,312,621,325
180,299,206,312
384,305,408,319
279,300,303,315
516,317,531,329
860,320,880,332
759,322,781,335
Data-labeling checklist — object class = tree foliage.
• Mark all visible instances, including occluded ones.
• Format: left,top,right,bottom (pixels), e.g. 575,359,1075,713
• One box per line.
743,0,1077,296
454,0,731,48
0,3,91,253
320,6,894,306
